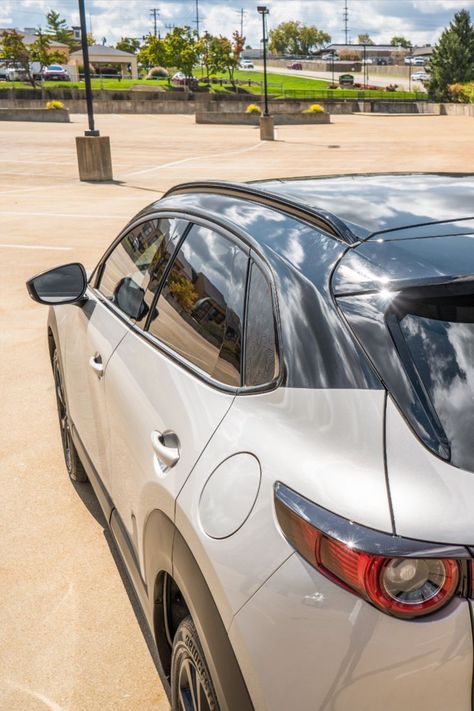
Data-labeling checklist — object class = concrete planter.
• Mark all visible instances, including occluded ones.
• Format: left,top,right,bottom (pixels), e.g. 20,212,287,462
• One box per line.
0,107,70,122
196,111,330,125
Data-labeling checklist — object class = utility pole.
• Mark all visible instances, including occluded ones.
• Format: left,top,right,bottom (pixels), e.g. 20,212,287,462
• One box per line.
343,0,349,44
235,8,247,38
150,7,160,37
195,0,200,37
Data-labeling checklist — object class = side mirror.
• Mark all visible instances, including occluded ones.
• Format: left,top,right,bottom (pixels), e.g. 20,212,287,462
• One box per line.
26,263,88,305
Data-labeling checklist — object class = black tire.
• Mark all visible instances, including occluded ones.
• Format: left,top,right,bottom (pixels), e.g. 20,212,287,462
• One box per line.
52,349,88,483
171,616,219,711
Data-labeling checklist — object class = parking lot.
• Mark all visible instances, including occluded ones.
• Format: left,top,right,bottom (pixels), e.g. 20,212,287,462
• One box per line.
2,111,474,710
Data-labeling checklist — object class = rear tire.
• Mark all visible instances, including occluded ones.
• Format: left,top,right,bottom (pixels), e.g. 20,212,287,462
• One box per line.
171,616,219,711
52,349,88,483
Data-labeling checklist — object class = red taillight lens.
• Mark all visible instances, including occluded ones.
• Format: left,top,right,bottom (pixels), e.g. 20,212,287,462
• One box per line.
277,502,460,619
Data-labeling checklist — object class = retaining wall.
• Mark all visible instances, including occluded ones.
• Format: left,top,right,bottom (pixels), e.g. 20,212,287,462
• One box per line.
196,112,331,125
0,107,70,122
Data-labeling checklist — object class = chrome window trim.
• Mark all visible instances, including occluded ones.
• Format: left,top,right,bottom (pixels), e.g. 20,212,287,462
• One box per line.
274,481,473,557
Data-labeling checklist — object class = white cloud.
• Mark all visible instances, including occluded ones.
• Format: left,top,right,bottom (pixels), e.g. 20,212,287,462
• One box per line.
5,0,474,46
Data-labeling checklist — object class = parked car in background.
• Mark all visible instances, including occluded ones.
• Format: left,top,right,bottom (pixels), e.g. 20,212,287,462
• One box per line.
42,64,70,81
287,61,303,70
171,71,198,88
321,52,338,61
361,57,374,64
405,56,428,65
411,70,429,82
376,57,389,65
239,59,254,70
26,173,474,710
0,62,8,81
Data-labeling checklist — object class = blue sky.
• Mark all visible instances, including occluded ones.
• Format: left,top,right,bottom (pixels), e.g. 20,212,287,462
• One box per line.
3,1,474,47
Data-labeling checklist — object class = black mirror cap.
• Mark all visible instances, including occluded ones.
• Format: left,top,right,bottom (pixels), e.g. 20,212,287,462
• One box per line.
26,262,88,306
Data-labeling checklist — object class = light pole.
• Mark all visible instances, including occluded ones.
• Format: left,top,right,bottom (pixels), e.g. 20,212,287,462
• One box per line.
78,0,98,136
408,51,412,93
75,0,113,181
257,5,274,140
257,5,269,116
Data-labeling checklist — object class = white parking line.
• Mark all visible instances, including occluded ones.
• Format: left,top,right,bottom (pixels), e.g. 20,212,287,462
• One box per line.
0,243,72,251
0,211,129,219
122,141,264,178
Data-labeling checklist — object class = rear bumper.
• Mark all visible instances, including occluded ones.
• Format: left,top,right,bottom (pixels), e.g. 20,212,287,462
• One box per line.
230,553,473,710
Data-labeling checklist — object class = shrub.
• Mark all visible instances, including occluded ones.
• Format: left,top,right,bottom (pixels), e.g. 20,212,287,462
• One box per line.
386,84,398,92
46,100,64,110
246,103,261,114
303,103,325,113
447,83,474,103
338,50,361,62
328,83,338,89
147,66,169,79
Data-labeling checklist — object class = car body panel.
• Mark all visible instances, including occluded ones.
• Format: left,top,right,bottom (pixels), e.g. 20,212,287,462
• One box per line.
176,386,390,630
229,553,473,711
56,291,129,485
386,397,474,543
102,328,235,575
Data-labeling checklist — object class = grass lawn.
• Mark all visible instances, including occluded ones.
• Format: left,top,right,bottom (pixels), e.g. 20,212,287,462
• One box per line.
0,71,427,100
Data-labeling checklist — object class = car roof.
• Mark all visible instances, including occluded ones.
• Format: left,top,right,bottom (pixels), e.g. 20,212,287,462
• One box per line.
162,174,474,244
253,173,474,240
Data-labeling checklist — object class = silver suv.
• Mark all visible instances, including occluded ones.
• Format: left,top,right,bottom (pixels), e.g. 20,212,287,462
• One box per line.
27,174,474,710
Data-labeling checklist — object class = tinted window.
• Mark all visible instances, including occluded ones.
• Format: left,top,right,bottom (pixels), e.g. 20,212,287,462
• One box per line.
98,218,187,321
399,295,474,472
148,224,248,386
245,263,278,386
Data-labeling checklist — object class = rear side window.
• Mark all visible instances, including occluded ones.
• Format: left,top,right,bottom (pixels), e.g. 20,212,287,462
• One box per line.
98,218,187,322
398,294,474,471
245,262,279,386
148,224,248,386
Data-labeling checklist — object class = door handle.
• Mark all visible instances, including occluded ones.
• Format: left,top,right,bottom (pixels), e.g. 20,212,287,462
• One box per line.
89,352,104,378
151,430,180,469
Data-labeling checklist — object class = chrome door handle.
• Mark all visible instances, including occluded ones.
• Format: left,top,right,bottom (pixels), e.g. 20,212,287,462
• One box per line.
151,430,180,468
89,353,104,378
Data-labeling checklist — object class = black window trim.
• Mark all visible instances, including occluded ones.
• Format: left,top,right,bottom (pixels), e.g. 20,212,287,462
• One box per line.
89,208,283,395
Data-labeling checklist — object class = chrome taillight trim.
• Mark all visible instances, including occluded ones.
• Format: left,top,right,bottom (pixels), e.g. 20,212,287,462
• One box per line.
274,482,472,559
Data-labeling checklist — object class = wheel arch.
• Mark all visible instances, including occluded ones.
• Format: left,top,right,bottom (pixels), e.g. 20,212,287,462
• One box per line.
144,509,254,711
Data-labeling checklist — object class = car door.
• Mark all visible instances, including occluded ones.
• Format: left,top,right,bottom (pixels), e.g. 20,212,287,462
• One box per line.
60,215,187,491
103,221,249,574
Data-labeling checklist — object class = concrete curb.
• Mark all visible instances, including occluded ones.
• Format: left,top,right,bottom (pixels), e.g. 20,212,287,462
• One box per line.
0,107,70,122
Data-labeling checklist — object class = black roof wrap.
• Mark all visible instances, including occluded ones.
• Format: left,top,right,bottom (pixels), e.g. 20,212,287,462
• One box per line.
333,233,474,296
255,173,474,239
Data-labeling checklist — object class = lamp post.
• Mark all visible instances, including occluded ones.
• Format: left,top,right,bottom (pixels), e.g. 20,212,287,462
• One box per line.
75,0,113,180
408,51,412,93
257,5,274,140
78,0,98,136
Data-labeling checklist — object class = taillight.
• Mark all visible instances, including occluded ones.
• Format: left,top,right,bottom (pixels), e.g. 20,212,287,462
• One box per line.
275,488,462,620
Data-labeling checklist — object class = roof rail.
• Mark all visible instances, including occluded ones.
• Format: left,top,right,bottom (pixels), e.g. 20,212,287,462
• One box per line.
163,180,359,245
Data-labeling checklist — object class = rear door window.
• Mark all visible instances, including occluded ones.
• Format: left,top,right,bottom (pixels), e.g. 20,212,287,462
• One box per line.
147,224,248,386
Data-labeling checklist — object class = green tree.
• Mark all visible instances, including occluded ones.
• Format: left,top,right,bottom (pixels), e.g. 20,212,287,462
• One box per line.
46,10,74,47
429,9,474,101
198,32,219,79
116,37,141,54
137,34,167,69
162,26,199,78
269,21,330,56
390,35,412,48
358,33,374,45
30,28,66,71
0,29,37,86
